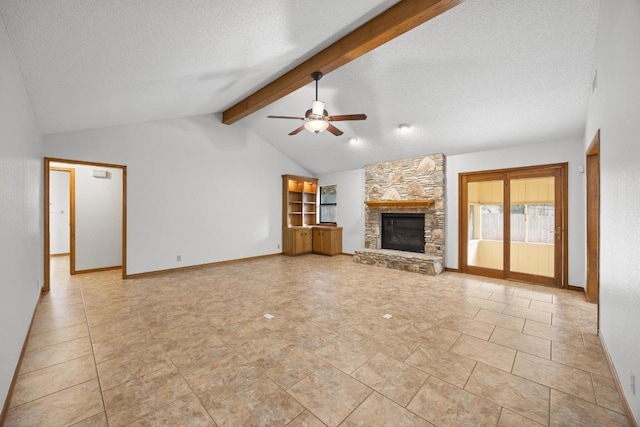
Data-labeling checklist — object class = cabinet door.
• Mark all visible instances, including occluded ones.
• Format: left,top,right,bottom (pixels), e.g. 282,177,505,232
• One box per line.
302,229,313,253
312,228,323,253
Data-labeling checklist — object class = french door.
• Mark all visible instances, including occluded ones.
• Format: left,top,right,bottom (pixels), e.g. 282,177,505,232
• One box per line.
459,164,568,287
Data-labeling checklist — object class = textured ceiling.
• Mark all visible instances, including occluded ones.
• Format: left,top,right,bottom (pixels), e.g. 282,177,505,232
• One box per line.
1,0,600,175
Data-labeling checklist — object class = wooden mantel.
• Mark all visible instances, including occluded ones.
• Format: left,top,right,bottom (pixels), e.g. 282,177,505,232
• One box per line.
365,199,434,209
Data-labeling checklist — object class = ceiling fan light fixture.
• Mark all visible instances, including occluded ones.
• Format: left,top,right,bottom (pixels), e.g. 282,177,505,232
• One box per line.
304,119,329,134
311,100,325,117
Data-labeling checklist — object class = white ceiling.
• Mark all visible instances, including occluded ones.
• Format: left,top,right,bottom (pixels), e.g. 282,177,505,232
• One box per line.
1,0,600,175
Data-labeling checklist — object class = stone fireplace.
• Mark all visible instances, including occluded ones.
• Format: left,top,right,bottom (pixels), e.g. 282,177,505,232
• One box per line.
354,154,445,275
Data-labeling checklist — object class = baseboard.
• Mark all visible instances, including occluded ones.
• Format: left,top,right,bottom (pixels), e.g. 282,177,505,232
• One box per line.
124,253,281,279
567,284,585,293
50,253,70,257
73,265,121,275
444,267,460,273
599,332,638,427
0,294,40,425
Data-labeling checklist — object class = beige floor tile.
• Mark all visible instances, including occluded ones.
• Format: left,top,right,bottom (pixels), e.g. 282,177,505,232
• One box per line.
26,321,89,352
10,354,97,407
405,345,476,388
522,320,585,348
97,343,173,390
92,329,158,363
184,353,264,408
127,394,214,426
208,378,304,426
489,293,532,308
343,392,433,426
475,309,525,332
437,314,495,340
287,410,327,427
503,305,552,324
498,408,544,426
552,341,612,378
103,365,191,427
254,344,326,389
592,373,627,414
287,365,372,427
490,327,551,359
20,336,92,374
19,255,621,426
5,379,103,427
314,335,377,374
89,315,148,343
465,363,550,425
352,352,429,406
71,411,109,426
404,323,461,351
451,334,516,372
465,296,507,313
512,289,553,303
550,389,630,426
512,352,596,403
407,376,501,426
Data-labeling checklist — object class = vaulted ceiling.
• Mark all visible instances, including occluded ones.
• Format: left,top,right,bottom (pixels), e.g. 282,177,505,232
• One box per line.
0,0,600,174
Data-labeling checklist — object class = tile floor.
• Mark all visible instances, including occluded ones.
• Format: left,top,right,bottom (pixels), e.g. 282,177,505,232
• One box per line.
4,255,631,426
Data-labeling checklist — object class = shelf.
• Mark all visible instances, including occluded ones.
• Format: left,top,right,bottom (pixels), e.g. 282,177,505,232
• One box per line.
365,199,434,209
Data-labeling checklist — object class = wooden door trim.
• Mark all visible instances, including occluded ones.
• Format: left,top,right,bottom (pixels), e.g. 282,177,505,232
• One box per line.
458,163,569,288
44,158,127,292
586,130,600,303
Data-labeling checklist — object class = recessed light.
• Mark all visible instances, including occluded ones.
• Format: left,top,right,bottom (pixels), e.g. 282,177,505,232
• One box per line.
398,123,411,131
348,137,358,144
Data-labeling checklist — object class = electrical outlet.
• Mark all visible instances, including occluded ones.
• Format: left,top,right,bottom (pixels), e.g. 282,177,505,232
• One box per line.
277,244,281,249
632,371,636,395
176,255,181,262
36,280,40,291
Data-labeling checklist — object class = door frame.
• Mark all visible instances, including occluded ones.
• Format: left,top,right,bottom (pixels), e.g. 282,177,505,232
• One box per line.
586,130,600,303
44,157,128,292
459,163,569,288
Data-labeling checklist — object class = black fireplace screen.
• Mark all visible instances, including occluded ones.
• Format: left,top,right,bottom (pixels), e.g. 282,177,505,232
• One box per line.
381,213,425,253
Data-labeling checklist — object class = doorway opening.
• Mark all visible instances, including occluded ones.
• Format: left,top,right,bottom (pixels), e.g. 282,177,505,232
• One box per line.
458,163,568,287
44,158,127,292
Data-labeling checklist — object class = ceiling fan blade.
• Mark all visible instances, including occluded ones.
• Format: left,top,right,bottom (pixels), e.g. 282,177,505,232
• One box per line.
267,115,305,120
327,124,344,136
328,114,367,121
288,125,306,136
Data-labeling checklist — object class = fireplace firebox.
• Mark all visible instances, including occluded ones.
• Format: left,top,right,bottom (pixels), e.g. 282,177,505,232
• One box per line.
381,213,425,253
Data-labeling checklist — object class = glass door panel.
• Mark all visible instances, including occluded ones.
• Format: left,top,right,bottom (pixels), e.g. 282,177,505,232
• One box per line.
467,180,504,270
509,177,555,277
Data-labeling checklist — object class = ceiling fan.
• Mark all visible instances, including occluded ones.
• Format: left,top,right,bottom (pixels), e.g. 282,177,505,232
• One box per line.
267,71,367,136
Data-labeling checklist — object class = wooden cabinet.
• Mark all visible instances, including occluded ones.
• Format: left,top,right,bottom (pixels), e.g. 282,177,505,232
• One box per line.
282,175,317,227
312,226,343,256
282,227,313,256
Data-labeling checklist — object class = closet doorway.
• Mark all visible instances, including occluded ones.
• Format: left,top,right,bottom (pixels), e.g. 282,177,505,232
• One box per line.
459,163,568,287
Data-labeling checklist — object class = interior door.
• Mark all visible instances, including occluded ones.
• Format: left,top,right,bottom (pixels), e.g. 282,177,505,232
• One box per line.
460,164,567,287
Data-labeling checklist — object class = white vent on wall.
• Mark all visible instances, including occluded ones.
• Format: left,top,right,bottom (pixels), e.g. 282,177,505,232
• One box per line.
92,169,109,178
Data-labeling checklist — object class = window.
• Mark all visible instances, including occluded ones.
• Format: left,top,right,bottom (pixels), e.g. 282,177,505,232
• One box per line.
511,203,554,243
319,185,337,224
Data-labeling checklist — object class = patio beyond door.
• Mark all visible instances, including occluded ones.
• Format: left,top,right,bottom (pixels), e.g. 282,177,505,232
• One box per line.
459,164,567,287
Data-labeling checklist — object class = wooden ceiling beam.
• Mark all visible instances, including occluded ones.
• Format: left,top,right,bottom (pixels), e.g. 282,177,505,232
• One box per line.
221,0,462,125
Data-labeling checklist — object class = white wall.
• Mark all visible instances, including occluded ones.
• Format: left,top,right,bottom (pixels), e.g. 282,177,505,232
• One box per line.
49,170,70,254
317,169,365,254
446,138,586,287
584,0,640,419
44,115,309,275
0,16,43,412
52,163,123,270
